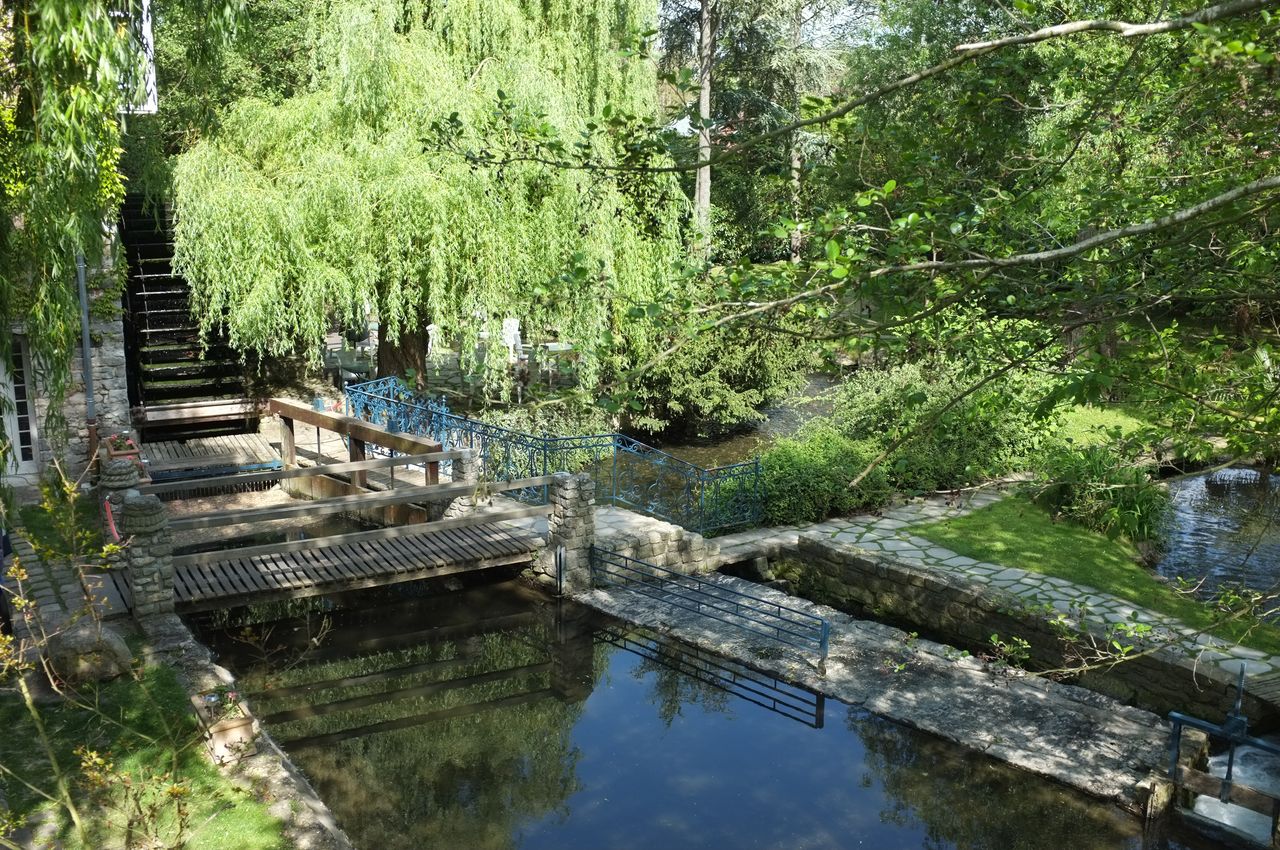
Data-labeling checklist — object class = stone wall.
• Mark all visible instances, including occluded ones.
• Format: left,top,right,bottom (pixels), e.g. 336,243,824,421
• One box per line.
18,310,130,487
594,508,717,575
796,532,1268,724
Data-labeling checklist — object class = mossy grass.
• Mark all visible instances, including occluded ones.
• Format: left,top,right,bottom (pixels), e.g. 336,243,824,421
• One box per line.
18,491,103,558
0,665,284,849
910,496,1280,656
1055,405,1149,448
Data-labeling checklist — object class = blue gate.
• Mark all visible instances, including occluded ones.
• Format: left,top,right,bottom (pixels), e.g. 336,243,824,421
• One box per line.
344,377,762,535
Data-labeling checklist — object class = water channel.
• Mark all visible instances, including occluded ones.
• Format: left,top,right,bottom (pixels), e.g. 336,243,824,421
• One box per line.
191,581,1218,850
1157,467,1280,597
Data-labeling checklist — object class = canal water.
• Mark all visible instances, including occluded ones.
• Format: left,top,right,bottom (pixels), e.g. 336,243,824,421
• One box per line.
191,581,1214,850
1157,467,1280,597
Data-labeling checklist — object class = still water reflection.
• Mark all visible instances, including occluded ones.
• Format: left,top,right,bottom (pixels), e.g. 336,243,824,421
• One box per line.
195,582,1192,850
1158,467,1280,596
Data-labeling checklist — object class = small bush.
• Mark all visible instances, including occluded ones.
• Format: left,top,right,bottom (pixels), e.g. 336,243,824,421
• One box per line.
761,428,890,525
1034,444,1170,543
832,360,1054,492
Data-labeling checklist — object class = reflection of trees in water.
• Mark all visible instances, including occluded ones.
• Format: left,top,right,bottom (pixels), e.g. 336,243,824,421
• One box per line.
849,708,1139,850
630,636,732,727
239,622,610,850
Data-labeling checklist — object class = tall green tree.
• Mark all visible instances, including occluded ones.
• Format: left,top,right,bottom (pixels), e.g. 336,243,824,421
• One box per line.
0,0,239,468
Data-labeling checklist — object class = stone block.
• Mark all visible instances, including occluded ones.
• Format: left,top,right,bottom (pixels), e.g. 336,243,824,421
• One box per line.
46,622,133,685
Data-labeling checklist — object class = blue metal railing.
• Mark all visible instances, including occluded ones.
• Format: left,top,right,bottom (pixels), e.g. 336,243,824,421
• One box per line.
589,546,830,662
344,377,762,534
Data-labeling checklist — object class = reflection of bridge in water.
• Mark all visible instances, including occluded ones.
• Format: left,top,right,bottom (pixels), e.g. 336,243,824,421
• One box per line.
196,582,825,753
599,627,825,728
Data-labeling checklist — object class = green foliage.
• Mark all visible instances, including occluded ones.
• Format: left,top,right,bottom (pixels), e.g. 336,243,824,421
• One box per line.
121,0,314,197
626,321,813,435
1054,405,1148,449
831,358,1054,492
1034,444,1170,544
0,665,284,849
18,483,103,563
0,0,241,462
171,0,685,399
760,427,889,525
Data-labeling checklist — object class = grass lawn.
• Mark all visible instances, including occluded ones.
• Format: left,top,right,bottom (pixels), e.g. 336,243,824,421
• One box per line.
0,665,284,850
18,492,104,558
1055,404,1149,447
910,496,1280,656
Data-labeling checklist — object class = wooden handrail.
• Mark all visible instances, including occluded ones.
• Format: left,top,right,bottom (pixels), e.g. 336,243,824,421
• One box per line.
170,504,549,567
137,450,470,495
269,397,441,456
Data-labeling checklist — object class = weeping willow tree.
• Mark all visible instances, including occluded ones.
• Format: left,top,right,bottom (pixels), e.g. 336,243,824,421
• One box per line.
172,0,687,402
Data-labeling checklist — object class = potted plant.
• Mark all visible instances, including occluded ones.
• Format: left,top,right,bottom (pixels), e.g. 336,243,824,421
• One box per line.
105,432,141,460
190,685,259,763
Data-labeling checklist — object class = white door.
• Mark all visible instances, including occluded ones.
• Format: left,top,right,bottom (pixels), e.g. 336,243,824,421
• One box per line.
1,340,38,476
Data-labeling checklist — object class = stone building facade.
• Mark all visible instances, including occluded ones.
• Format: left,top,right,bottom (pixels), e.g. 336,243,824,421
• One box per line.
4,276,131,489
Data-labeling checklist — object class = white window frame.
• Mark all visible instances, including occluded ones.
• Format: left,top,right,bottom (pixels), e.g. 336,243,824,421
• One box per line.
1,337,40,476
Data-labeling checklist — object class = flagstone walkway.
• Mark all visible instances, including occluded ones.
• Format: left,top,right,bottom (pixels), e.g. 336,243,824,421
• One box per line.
712,488,1278,680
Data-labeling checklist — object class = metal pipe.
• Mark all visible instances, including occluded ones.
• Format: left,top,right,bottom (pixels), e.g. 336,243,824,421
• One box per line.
77,253,99,457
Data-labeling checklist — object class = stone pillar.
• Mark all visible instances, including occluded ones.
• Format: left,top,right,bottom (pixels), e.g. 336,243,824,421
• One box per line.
547,472,595,594
98,458,140,549
442,448,481,520
120,493,174,619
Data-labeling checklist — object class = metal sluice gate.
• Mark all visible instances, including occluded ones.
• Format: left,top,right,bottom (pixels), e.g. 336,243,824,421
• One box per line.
588,546,831,664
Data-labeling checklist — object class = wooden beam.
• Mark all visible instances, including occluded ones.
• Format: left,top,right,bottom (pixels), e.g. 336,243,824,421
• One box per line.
168,474,554,531
1176,765,1280,819
171,506,547,568
267,397,441,456
349,435,367,488
280,416,296,467
137,450,469,495
138,399,258,424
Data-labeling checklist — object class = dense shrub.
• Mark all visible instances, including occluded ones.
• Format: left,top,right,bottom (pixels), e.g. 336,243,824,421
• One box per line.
760,428,891,525
1034,444,1170,543
831,360,1055,492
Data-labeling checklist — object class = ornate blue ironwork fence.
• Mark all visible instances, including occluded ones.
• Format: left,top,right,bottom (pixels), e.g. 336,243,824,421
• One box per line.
589,547,830,663
344,377,762,534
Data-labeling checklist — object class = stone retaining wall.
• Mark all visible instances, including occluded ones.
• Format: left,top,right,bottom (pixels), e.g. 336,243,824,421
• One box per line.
797,533,1267,723
594,511,717,575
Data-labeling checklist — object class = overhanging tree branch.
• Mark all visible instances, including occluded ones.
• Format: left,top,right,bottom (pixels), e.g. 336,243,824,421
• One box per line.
698,173,1280,328
462,0,1279,174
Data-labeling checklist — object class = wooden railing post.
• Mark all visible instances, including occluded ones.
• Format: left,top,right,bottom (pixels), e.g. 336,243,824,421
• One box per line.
349,436,367,489
279,415,297,468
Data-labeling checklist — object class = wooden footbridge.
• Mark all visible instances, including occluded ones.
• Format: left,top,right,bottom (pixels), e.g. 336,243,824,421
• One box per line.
110,399,555,614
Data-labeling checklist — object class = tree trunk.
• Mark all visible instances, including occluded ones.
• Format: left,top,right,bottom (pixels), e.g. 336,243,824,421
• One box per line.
789,135,803,262
694,0,713,259
377,328,430,389
789,2,803,263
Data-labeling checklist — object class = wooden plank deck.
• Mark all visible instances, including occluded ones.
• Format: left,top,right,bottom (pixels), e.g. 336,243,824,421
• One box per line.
143,432,281,476
109,521,542,613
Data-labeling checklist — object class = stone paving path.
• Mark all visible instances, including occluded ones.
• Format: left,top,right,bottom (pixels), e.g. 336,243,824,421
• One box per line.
713,488,1278,680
